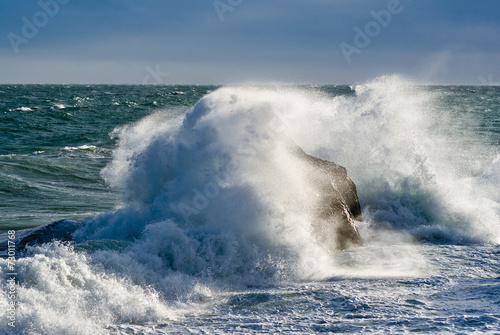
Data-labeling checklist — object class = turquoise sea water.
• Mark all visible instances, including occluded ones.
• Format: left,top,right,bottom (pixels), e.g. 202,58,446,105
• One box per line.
0,85,216,233
1,78,500,334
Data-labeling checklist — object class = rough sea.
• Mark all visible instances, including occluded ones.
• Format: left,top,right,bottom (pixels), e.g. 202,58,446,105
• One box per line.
1,76,500,334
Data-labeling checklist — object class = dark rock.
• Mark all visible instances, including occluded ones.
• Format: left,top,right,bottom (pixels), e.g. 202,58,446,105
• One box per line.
290,143,363,251
0,220,81,257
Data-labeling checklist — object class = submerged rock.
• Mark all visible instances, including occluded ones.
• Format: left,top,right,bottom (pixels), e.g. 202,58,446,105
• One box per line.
0,219,81,257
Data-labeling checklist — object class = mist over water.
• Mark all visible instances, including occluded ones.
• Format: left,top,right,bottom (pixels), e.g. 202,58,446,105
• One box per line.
1,77,499,334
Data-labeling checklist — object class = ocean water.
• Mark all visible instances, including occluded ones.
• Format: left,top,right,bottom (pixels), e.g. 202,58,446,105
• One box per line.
1,77,500,334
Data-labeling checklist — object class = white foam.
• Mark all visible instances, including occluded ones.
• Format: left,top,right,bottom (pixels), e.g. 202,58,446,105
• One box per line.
0,243,182,335
92,76,500,279
63,145,98,151
14,107,33,112
4,76,500,333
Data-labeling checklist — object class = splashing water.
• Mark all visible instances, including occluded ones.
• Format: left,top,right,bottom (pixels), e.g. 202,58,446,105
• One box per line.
1,76,499,334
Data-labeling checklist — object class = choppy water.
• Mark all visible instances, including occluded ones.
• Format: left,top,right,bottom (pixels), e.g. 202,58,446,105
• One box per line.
0,85,214,232
1,77,500,334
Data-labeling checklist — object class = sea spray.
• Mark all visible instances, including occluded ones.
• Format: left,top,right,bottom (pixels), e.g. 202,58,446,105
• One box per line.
0,242,181,335
2,77,499,334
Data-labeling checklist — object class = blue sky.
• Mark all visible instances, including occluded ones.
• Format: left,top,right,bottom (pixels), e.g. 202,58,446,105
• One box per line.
0,0,498,84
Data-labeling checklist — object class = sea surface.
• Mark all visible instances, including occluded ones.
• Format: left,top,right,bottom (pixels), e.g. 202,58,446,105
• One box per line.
1,77,500,334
